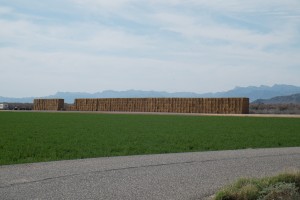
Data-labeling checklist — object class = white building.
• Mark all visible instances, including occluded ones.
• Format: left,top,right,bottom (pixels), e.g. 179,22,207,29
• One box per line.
0,103,9,110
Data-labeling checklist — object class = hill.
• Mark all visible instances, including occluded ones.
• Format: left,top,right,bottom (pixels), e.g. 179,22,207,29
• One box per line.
253,93,300,104
1,84,300,103
204,84,300,101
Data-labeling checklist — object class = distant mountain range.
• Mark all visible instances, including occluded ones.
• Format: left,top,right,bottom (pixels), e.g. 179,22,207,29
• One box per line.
1,84,300,103
253,93,300,104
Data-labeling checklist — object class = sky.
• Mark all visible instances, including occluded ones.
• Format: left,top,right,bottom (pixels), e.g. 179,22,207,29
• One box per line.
1,0,300,97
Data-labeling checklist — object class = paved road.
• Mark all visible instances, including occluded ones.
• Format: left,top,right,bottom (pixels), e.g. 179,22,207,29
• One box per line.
1,147,299,200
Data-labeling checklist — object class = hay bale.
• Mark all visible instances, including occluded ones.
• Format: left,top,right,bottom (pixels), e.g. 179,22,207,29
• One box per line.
69,97,249,114
33,99,64,111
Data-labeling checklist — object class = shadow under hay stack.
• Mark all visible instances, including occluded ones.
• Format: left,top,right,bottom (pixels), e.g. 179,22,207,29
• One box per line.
34,98,249,114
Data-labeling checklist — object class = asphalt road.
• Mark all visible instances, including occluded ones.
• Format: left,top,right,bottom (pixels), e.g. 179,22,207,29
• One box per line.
1,147,299,200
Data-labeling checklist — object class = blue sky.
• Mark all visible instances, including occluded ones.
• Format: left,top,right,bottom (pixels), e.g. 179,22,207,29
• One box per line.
1,0,300,97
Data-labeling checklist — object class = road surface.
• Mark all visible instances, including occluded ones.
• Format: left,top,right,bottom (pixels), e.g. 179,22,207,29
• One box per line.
1,147,299,199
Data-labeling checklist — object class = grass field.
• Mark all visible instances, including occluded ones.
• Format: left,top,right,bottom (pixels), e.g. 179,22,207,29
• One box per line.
0,112,299,165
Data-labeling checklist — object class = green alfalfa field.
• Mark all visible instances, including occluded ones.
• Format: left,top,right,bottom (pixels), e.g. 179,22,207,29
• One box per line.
0,112,299,165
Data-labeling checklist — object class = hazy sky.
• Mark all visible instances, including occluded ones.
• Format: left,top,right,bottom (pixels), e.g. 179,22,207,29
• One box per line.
1,0,300,97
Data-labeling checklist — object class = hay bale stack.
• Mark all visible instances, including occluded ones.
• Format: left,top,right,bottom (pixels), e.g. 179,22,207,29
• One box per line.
65,104,77,111
70,97,249,114
75,99,96,111
75,99,85,111
33,99,64,111
98,98,111,111
68,105,77,111
227,98,234,114
242,98,250,114
146,98,152,112
218,98,250,114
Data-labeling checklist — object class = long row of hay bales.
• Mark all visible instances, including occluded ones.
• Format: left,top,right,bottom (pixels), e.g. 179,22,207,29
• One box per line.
33,99,64,111
72,98,249,114
34,98,249,114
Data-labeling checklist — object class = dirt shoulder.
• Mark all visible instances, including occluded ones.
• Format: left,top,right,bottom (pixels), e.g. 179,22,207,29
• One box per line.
2,110,300,118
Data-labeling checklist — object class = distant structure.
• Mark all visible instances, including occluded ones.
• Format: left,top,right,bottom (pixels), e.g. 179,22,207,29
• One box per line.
34,98,249,114
33,99,64,111
0,103,9,110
